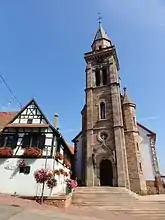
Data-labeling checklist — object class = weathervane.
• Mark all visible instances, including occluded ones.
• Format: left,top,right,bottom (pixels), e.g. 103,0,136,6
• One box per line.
98,12,102,24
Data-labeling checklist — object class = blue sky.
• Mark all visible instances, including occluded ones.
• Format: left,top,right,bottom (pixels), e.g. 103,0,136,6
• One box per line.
0,1,165,174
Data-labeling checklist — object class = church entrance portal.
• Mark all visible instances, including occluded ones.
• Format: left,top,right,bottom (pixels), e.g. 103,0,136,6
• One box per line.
100,159,113,186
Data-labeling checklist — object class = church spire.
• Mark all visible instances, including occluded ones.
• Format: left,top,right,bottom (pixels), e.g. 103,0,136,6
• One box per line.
91,17,112,51
123,87,135,107
93,22,110,42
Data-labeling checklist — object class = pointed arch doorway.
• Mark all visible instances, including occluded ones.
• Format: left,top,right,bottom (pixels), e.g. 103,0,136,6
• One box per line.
100,159,113,186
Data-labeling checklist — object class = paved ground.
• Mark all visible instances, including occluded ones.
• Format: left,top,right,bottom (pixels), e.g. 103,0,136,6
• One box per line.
0,204,143,220
0,193,143,220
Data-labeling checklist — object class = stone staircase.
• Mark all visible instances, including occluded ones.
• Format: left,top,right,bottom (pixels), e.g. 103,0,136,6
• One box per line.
72,187,165,219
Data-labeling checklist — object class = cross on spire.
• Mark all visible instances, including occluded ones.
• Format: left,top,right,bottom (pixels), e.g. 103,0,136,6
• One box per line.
98,12,102,24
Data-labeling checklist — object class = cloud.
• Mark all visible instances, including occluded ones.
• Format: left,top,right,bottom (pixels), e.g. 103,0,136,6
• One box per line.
101,0,165,29
139,116,160,122
60,128,78,133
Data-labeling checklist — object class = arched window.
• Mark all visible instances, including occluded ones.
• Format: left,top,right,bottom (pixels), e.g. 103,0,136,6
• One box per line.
102,67,107,85
100,102,106,119
95,69,100,86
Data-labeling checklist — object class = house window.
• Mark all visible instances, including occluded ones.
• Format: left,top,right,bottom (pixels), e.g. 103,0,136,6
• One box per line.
133,117,136,126
100,102,106,119
99,46,102,50
136,143,139,151
102,67,107,85
0,135,18,148
22,134,46,148
27,119,33,124
95,69,100,86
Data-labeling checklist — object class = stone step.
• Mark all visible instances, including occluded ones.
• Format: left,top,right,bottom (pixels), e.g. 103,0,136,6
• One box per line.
75,187,129,192
73,194,137,199
73,203,165,209
73,199,138,204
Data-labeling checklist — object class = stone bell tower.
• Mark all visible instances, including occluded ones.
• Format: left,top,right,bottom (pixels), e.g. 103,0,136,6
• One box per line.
82,21,130,188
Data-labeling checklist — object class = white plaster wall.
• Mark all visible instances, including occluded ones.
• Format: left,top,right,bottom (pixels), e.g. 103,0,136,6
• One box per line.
75,135,82,181
0,158,70,196
138,125,155,181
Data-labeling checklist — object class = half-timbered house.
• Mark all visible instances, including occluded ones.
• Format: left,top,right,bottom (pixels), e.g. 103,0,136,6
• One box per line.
0,99,73,196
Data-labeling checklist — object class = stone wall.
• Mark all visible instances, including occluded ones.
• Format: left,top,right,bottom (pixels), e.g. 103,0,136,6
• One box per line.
44,195,72,208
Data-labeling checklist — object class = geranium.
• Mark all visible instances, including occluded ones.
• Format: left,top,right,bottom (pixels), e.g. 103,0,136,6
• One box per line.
64,159,71,168
34,168,53,183
0,147,13,157
56,152,63,160
47,178,57,189
53,169,60,176
59,168,64,175
23,147,42,158
64,172,69,177
66,179,78,189
18,159,26,168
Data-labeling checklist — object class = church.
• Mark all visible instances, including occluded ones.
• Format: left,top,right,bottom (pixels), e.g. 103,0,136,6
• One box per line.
72,22,164,195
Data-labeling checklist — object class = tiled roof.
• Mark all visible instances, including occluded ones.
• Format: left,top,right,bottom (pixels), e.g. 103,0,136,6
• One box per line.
6,123,49,128
68,145,74,155
0,112,17,130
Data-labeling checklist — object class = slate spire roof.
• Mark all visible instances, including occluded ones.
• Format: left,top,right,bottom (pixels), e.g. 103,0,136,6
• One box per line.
123,87,135,106
93,22,110,42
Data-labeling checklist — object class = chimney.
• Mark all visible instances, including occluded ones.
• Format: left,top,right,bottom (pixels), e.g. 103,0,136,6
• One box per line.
54,113,59,130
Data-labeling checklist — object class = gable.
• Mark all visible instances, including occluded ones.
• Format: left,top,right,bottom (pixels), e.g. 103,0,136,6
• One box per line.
6,99,50,127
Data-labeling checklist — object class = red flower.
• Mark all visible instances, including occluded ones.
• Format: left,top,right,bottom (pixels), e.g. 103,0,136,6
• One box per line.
23,147,42,158
0,147,13,157
18,160,26,168
66,179,78,189
64,172,68,177
47,178,57,189
56,152,63,160
59,168,64,175
64,159,71,168
53,169,60,175
34,169,53,183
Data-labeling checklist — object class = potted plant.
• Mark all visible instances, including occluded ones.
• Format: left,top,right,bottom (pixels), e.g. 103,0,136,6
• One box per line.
23,147,42,158
18,159,26,173
34,169,53,183
46,178,57,189
0,147,13,158
66,179,78,195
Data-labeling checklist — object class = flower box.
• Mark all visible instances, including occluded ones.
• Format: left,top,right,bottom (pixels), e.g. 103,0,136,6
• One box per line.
0,147,13,158
23,147,42,158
